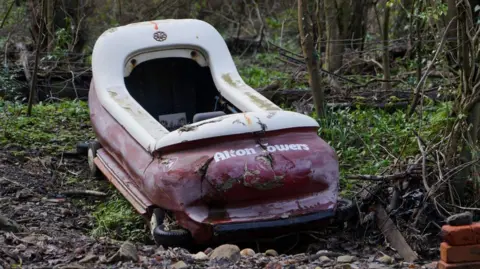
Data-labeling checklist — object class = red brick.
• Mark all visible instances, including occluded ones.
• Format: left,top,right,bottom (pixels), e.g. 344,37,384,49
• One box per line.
442,224,480,246
441,242,480,263
438,260,480,269
474,223,480,244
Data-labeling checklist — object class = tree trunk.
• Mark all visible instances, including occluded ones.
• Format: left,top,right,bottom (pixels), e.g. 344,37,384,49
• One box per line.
445,0,458,66
27,0,45,116
392,0,413,38
324,0,343,72
298,0,325,118
350,0,367,50
45,0,54,52
382,1,391,91
451,0,479,201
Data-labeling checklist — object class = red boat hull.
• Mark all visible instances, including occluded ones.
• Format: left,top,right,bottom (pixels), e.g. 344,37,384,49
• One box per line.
88,83,339,243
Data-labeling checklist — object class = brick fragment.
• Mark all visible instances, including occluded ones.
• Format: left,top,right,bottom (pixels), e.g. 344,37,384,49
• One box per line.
440,242,480,263
438,260,480,269
442,223,480,246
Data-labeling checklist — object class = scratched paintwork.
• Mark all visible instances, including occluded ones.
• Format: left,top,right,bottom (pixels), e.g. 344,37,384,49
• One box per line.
89,84,339,244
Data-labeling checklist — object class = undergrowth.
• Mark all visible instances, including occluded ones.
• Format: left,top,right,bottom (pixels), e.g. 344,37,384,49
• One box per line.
236,53,306,89
316,101,454,197
0,99,145,241
0,99,94,155
90,192,147,241
0,97,453,241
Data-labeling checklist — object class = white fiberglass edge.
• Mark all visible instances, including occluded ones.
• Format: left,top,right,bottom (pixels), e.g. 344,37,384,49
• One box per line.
154,111,319,150
92,19,315,153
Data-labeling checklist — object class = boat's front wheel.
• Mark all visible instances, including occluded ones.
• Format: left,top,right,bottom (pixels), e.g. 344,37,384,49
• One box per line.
87,141,102,178
150,208,192,248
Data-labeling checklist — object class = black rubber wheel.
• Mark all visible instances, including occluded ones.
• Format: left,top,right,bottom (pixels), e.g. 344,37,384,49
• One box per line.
335,198,356,222
87,141,102,178
150,208,192,248
76,141,89,155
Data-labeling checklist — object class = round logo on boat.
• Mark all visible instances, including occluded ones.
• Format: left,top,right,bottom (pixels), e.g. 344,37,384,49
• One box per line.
153,31,167,42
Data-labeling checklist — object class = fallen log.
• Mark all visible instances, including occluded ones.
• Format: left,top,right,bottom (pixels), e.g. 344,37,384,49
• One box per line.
375,204,418,262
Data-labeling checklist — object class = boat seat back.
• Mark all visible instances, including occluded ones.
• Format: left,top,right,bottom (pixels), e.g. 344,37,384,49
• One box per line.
193,111,226,123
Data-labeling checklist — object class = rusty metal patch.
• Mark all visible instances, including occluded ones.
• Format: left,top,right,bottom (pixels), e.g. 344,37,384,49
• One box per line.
153,31,167,42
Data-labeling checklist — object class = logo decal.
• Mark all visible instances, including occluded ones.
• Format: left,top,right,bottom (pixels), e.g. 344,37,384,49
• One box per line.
153,31,167,42
213,143,310,163
161,157,178,172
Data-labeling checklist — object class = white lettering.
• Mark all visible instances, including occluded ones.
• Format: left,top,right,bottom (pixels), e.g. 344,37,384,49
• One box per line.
275,144,289,151
214,152,228,162
236,149,246,156
300,144,309,150
213,144,311,162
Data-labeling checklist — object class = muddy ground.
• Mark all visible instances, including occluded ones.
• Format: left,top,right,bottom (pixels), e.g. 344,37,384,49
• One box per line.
0,148,438,269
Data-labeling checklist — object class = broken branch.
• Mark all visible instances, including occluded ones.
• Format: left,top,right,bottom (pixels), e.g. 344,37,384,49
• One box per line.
375,204,419,262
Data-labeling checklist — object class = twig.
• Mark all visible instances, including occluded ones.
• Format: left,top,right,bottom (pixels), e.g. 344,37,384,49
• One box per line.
59,190,107,197
347,172,408,181
0,0,15,29
408,16,457,118
416,135,430,192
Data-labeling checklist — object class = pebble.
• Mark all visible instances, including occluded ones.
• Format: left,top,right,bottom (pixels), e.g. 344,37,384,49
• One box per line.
264,261,283,269
424,261,438,269
337,255,356,263
240,248,255,257
377,254,394,264
106,241,138,263
334,264,351,269
319,256,331,263
192,251,208,261
209,244,240,263
265,249,279,257
446,212,473,226
170,261,188,269
365,263,389,269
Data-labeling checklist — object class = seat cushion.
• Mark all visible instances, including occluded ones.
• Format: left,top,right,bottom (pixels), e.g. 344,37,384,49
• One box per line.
193,111,226,123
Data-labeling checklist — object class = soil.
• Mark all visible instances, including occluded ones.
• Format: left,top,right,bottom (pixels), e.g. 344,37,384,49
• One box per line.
0,149,437,269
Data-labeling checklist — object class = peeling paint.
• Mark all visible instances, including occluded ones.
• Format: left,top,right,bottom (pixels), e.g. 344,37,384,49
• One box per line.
232,119,246,126
178,125,197,132
150,21,159,30
244,92,281,111
243,114,252,125
255,117,267,132
178,118,224,133
222,73,243,87
197,157,214,195
267,112,276,119
218,177,240,192
108,91,118,98
101,27,118,37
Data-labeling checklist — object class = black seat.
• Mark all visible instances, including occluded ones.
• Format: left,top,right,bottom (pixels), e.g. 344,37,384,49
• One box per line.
192,111,226,123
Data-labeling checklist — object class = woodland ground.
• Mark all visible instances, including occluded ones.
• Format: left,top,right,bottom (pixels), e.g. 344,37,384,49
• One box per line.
0,82,444,268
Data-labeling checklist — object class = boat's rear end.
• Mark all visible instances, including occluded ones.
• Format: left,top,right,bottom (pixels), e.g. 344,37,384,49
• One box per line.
151,112,340,243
